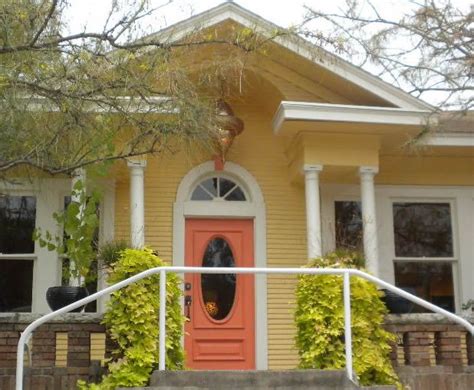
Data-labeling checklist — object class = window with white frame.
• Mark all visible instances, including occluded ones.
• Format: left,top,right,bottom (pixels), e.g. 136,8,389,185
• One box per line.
392,201,456,312
334,201,363,252
0,195,36,312
190,176,246,201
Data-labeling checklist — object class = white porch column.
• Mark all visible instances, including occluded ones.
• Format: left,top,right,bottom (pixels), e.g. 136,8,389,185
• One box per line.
128,160,146,248
70,168,86,286
304,164,323,259
359,166,379,276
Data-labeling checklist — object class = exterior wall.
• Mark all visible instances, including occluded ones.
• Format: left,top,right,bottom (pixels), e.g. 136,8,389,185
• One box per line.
321,184,474,310
0,314,107,390
114,102,308,369
113,105,473,369
2,314,472,389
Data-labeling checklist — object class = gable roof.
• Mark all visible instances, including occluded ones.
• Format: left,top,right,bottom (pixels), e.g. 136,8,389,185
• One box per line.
145,1,434,111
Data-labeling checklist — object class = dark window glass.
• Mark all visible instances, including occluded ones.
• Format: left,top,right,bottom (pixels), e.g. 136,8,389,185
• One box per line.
335,201,363,251
201,237,236,320
224,186,246,201
394,261,455,313
219,178,236,197
0,260,33,312
393,203,453,257
0,196,36,254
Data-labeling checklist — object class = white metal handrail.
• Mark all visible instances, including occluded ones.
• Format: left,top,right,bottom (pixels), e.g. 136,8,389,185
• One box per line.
16,267,474,390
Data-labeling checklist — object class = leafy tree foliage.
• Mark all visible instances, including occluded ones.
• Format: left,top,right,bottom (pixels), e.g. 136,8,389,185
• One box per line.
0,0,264,178
301,0,472,110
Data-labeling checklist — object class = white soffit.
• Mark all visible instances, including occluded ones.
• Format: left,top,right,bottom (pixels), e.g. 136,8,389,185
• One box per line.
272,101,434,134
144,2,434,111
421,133,474,147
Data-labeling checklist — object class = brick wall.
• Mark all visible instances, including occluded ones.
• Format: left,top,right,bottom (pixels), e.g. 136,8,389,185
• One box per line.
385,314,474,369
0,313,107,390
1,313,472,389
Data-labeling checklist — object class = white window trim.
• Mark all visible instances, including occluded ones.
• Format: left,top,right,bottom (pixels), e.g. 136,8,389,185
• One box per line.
59,179,115,313
173,161,268,370
190,173,249,201
389,197,460,313
322,184,474,314
0,189,39,314
0,178,115,313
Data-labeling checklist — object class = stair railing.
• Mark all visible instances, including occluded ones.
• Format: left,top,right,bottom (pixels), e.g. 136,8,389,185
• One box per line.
16,267,474,390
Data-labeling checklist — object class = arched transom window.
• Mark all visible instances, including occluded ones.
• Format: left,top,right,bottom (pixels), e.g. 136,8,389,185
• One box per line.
190,176,247,201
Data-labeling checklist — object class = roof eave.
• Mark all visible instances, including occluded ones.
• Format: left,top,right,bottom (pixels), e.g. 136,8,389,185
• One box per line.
142,2,434,112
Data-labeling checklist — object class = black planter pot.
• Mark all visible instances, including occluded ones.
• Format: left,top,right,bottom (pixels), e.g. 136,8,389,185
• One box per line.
381,287,417,314
46,286,88,312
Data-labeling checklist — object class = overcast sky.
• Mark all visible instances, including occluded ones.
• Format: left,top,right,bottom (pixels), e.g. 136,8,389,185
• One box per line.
65,0,471,34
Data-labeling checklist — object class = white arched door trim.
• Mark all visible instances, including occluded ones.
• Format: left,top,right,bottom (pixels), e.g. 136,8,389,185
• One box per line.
173,160,268,369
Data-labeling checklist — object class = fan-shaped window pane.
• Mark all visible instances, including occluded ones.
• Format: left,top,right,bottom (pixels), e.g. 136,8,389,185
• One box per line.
201,238,236,320
191,186,213,200
200,178,218,197
219,178,236,197
224,186,246,201
190,176,246,201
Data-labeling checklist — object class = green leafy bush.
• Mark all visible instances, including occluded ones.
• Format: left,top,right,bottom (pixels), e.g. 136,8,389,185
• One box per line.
79,247,185,390
34,180,100,285
294,251,401,388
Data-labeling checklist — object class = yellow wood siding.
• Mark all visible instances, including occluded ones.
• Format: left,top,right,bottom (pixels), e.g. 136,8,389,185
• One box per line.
111,54,473,369
114,101,308,368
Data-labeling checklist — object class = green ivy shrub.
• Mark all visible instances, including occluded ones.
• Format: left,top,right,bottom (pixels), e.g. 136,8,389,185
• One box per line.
294,251,401,388
79,247,185,390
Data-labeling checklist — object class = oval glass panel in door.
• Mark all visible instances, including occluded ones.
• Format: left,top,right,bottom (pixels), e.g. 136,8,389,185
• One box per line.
201,237,236,320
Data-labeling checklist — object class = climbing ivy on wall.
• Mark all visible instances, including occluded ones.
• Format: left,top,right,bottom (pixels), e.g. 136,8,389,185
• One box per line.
79,248,185,390
294,251,401,388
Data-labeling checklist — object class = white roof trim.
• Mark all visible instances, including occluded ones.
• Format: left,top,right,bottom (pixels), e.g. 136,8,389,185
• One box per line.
14,95,175,113
144,2,434,111
421,133,474,147
272,101,434,133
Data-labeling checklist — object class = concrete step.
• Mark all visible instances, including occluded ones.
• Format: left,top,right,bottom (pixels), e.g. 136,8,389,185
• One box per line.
119,369,396,390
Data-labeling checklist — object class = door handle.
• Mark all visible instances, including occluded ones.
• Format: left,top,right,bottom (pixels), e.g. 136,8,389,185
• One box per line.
184,295,192,320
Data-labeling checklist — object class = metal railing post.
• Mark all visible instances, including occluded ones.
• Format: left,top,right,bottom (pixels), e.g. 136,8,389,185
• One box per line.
159,269,167,371
343,272,353,381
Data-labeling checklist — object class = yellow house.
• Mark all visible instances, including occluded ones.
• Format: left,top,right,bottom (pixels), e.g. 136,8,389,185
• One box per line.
1,2,473,371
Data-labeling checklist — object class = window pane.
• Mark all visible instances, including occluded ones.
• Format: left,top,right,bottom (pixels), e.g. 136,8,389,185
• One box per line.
219,178,237,198
224,187,246,201
393,202,453,257
394,261,455,313
0,196,36,254
0,260,33,312
335,201,363,251
201,237,236,320
191,186,213,200
199,178,218,197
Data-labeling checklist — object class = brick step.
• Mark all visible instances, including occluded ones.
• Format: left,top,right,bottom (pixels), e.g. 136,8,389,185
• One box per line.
119,370,397,390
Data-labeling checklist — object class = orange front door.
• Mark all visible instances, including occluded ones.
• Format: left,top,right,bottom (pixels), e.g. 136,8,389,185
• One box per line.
184,218,255,370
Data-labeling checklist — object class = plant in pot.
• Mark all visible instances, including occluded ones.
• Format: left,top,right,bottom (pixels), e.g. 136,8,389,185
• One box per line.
34,180,100,312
